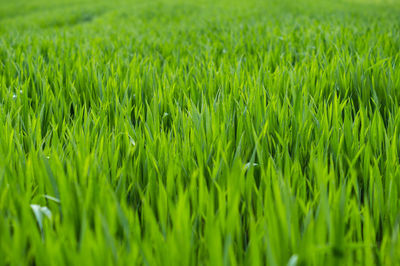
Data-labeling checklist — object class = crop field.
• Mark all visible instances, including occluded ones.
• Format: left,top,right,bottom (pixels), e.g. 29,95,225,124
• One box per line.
1,0,400,265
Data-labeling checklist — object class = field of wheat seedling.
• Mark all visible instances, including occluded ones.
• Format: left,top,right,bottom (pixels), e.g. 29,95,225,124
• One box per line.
1,0,400,265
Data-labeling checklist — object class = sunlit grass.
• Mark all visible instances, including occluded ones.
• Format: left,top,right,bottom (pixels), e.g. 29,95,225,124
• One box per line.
1,0,400,265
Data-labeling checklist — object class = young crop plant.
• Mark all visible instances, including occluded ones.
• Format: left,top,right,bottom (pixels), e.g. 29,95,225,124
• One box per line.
1,0,400,265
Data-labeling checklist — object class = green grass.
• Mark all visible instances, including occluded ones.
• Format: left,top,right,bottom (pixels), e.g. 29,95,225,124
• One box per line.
1,0,400,265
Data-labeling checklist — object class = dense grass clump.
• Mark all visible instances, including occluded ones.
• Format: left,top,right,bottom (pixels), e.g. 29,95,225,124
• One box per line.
1,0,400,265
